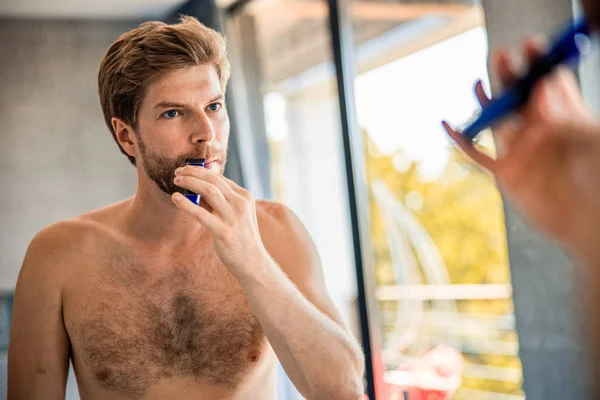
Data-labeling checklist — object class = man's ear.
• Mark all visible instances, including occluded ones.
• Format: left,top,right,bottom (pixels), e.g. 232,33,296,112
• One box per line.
112,117,137,159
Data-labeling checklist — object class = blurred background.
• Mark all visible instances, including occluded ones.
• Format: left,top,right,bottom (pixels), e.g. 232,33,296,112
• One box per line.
0,0,599,399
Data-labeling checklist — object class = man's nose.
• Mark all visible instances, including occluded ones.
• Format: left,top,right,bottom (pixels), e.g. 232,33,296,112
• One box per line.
190,111,216,144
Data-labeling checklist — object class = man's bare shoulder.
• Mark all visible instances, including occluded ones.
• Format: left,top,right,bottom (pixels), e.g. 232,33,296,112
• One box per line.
25,201,129,266
256,200,302,237
256,200,320,271
17,219,96,293
29,219,95,256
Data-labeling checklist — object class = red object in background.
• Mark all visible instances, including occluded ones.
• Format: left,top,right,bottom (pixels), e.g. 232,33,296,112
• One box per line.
389,346,464,400
364,346,464,400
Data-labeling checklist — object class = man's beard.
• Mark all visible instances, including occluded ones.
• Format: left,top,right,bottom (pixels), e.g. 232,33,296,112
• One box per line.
137,136,228,196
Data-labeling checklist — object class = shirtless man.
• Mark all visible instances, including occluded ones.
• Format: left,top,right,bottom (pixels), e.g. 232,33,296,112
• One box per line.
7,17,364,400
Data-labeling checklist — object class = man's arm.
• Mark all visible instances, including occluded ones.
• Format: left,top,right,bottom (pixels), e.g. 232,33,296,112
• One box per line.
246,202,365,400
172,167,365,400
443,37,600,391
8,225,71,399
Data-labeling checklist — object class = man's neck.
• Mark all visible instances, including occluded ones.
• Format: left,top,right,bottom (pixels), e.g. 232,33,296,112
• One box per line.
124,184,207,249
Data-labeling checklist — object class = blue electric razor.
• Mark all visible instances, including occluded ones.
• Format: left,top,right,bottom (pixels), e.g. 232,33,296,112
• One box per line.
183,158,206,205
463,18,592,142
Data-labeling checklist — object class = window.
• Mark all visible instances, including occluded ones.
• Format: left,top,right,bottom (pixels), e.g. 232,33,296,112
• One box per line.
226,3,361,397
228,0,359,331
349,1,523,398
226,0,524,398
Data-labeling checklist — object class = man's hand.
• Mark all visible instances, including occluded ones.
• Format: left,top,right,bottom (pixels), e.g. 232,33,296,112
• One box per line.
172,166,269,277
443,37,600,260
171,166,365,400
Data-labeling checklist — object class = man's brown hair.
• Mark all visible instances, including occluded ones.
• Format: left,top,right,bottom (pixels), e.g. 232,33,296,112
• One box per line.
98,16,230,166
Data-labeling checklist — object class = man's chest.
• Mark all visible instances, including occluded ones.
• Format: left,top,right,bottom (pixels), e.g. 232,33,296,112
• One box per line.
63,250,268,398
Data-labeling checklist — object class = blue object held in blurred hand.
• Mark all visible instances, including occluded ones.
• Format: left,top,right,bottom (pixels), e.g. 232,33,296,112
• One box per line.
463,18,592,142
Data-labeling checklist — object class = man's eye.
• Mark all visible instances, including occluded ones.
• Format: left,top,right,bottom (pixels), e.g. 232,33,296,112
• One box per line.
208,103,221,112
163,110,180,119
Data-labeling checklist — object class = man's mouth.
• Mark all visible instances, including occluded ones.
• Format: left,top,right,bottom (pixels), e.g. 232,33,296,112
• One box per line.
204,160,220,169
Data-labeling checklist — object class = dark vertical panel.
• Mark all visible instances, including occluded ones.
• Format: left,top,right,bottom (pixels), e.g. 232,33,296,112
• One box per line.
481,1,594,398
326,0,383,398
231,14,273,198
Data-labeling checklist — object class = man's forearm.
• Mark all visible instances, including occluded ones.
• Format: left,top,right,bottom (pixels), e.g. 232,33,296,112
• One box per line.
236,258,364,400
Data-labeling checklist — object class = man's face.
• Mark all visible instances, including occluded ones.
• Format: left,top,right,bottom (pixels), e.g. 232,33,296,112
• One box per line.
134,65,229,195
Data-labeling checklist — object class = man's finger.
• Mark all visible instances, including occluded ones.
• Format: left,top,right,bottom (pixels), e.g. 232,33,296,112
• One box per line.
552,66,587,108
475,80,491,108
523,35,546,67
176,166,237,199
172,192,223,231
494,49,518,90
221,176,254,203
442,121,498,173
174,176,233,220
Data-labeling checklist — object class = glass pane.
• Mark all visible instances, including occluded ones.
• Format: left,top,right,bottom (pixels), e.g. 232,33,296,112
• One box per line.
349,1,524,399
227,0,360,369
